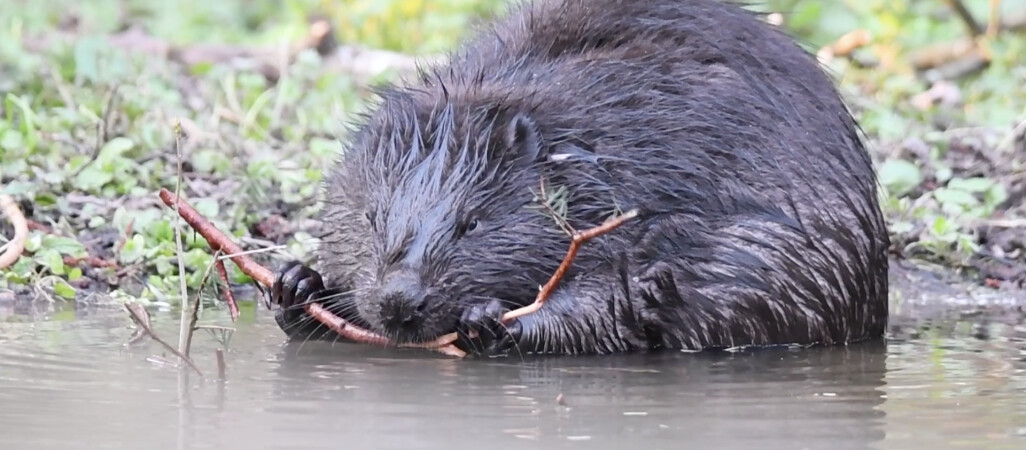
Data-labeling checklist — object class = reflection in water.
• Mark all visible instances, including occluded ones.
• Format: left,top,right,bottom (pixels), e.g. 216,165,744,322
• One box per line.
267,340,888,449
0,297,1023,450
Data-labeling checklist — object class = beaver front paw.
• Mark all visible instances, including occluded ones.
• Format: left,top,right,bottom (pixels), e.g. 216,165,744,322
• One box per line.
269,260,326,338
455,299,522,359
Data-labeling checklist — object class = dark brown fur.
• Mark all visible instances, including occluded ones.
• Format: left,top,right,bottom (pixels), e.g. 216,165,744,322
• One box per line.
269,0,890,357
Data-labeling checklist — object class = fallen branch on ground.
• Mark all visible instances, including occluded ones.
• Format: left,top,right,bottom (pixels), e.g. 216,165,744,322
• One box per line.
944,0,1023,38
157,188,638,358
25,220,53,233
909,38,991,74
0,192,29,270
63,255,118,269
908,2,1026,77
816,29,871,64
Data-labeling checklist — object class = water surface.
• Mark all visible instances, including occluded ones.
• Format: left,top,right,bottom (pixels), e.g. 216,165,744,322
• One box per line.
2,266,1025,450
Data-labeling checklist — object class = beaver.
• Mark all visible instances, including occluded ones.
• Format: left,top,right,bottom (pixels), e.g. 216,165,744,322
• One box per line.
268,0,890,358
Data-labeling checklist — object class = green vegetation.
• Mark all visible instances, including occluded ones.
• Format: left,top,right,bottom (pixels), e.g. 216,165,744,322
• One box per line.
794,0,1025,280
1,0,1024,311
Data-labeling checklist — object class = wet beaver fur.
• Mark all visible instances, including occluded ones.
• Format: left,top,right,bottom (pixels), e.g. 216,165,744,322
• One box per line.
269,0,890,358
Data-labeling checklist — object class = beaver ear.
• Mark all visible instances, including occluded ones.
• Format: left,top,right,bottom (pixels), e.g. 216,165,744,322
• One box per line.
506,113,546,163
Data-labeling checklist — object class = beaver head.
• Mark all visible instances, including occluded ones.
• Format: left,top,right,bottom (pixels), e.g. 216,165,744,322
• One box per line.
316,86,573,344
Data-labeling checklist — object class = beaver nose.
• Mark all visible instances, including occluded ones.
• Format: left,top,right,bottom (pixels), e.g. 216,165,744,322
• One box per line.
378,272,428,333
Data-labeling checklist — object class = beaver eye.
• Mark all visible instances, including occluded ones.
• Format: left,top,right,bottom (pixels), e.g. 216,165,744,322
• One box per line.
458,217,480,238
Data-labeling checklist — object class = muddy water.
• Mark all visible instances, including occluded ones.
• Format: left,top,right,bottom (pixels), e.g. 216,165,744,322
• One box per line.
1,268,1025,450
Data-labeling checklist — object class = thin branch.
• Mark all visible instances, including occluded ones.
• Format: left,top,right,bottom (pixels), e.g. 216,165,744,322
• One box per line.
426,209,640,346
157,189,639,358
216,245,286,261
48,64,77,111
184,248,223,357
124,302,203,376
70,84,121,179
215,259,240,322
304,302,399,348
158,188,274,283
512,208,639,318
195,325,236,332
172,121,191,357
945,0,984,37
971,218,1026,228
113,218,135,255
986,0,1002,38
156,188,399,348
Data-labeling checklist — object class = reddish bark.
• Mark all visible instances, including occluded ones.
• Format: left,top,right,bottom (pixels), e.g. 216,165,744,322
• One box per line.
157,188,638,359
214,259,240,322
157,188,456,354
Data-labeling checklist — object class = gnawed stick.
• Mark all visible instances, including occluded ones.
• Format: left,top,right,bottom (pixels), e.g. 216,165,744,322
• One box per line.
157,188,638,358
428,208,640,345
159,189,270,290
156,188,408,350
508,208,638,320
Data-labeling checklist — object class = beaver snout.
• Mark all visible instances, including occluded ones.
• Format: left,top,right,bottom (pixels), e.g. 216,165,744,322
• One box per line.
376,271,429,338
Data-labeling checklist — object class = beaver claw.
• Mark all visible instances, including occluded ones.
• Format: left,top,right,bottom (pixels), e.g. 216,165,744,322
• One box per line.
455,299,522,358
269,260,326,338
